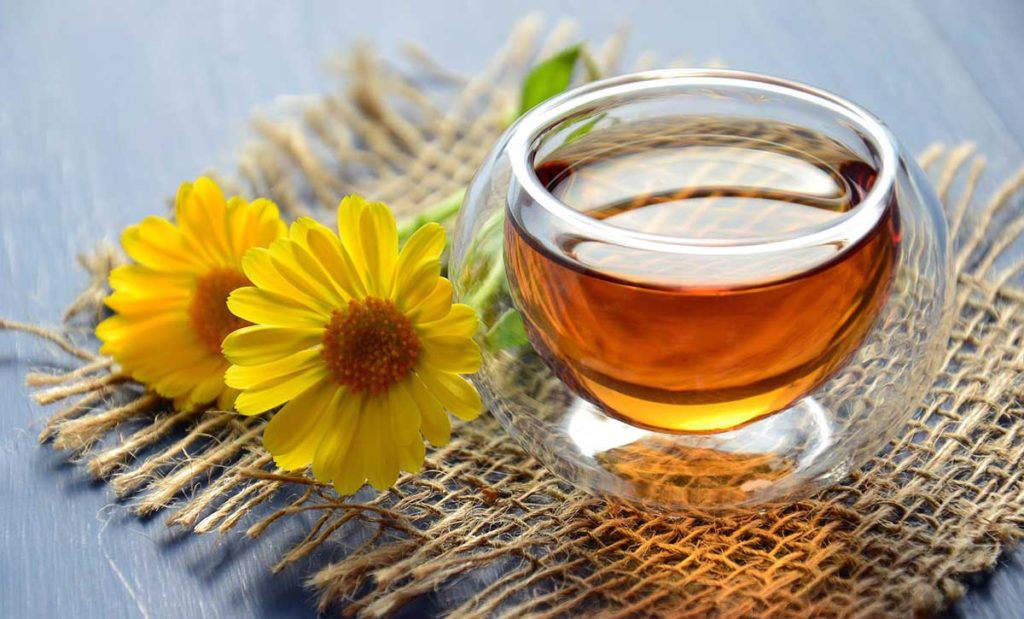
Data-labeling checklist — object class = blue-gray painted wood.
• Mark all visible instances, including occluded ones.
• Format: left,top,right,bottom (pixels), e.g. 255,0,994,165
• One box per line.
1,1,1021,617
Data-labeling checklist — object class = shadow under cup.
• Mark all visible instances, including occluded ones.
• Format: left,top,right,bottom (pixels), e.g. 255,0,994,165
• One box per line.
452,70,952,511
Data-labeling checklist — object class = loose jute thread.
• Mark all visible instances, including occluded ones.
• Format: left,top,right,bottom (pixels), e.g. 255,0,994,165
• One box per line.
4,16,1024,618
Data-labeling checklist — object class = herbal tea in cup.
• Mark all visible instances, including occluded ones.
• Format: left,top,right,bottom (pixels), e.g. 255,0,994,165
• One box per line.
505,116,899,433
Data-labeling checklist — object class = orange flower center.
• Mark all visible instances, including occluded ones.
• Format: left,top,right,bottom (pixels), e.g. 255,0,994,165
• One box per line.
321,297,421,394
189,268,253,355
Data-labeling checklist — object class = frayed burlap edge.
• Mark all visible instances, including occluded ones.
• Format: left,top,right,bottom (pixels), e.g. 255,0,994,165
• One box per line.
4,16,1024,618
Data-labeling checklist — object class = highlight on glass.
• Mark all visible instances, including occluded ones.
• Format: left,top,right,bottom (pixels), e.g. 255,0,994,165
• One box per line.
452,70,953,510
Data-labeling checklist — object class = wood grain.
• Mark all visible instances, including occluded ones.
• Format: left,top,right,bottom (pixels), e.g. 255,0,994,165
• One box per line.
0,1,1020,617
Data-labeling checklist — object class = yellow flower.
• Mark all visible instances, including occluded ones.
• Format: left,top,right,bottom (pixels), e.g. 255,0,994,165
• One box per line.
222,195,483,493
97,177,287,410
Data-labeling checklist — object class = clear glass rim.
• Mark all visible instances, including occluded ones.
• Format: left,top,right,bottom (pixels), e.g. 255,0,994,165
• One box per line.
506,69,898,256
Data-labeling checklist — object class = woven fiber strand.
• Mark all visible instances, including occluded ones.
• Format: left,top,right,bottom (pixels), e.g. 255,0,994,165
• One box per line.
4,17,1024,618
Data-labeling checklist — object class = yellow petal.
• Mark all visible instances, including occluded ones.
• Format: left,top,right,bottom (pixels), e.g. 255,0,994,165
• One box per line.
101,320,197,363
420,335,482,374
358,201,398,296
395,436,425,476
96,313,189,345
406,278,453,324
105,290,190,316
336,196,397,297
108,264,193,294
241,248,332,315
224,347,322,390
281,230,348,305
189,371,228,407
233,365,329,415
253,198,289,248
120,218,195,272
107,335,208,381
151,355,224,401
392,223,445,296
173,393,193,411
222,325,322,366
217,387,241,410
227,287,326,328
264,382,340,471
417,304,478,339
267,239,343,311
385,380,421,446
394,259,441,314
310,389,363,483
336,195,370,272
176,177,231,265
416,366,482,420
409,374,450,446
332,407,368,495
303,220,367,300
228,196,285,258
363,398,400,490
227,196,256,258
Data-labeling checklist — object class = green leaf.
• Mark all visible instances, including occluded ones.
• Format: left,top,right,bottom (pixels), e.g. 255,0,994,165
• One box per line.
564,113,606,145
518,44,582,117
484,309,529,351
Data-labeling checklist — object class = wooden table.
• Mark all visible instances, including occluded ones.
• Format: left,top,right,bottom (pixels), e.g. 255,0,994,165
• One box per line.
2,1,1021,616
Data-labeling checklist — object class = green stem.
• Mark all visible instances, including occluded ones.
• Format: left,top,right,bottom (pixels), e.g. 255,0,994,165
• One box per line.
463,256,506,316
397,188,466,243
463,210,504,263
396,186,504,316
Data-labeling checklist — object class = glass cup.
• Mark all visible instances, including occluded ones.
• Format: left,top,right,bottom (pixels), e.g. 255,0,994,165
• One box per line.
451,70,953,511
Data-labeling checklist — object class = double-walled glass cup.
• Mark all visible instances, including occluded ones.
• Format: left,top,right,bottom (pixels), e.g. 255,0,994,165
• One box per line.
451,70,953,511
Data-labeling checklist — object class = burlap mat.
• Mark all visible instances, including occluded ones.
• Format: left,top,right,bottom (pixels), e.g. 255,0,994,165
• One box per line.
5,17,1024,618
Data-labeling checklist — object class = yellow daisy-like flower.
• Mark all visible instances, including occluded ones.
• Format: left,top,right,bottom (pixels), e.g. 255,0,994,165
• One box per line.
97,177,286,410
223,195,483,493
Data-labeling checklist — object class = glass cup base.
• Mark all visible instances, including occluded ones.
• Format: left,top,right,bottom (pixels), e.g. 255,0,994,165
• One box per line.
489,389,849,512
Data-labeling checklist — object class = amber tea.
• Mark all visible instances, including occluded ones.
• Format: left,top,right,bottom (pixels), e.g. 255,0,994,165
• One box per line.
505,117,900,433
